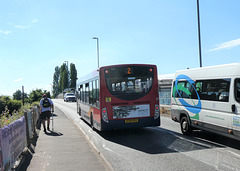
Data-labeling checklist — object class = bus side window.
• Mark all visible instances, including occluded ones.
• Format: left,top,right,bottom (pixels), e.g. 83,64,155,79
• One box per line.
85,83,89,104
80,85,83,101
93,80,97,106
83,84,85,103
96,79,100,107
89,82,93,105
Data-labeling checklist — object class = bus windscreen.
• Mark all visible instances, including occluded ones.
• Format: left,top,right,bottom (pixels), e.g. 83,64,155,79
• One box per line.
104,66,154,100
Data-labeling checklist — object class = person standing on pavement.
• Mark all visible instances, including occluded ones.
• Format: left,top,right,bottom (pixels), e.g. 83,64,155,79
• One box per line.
39,94,54,133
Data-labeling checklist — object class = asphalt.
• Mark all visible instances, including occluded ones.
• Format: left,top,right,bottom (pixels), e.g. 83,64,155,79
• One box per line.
20,106,109,171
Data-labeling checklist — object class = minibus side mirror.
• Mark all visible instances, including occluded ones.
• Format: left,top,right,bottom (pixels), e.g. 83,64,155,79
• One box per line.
232,104,236,113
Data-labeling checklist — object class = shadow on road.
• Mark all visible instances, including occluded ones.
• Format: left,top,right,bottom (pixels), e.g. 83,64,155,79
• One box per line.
51,113,58,117
98,127,223,154
190,129,240,150
99,126,240,154
45,131,64,136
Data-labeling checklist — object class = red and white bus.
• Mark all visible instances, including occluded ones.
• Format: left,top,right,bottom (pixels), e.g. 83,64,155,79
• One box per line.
76,64,160,131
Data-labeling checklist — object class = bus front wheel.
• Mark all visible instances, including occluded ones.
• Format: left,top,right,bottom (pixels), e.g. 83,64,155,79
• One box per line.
180,116,193,135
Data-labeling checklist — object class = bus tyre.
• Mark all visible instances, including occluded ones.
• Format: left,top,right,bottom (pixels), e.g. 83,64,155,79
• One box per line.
90,113,94,128
180,116,193,135
90,113,96,131
78,107,81,117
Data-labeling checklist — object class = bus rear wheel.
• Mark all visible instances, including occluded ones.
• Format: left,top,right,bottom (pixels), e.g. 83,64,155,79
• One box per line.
180,116,193,135
78,107,81,117
90,113,94,128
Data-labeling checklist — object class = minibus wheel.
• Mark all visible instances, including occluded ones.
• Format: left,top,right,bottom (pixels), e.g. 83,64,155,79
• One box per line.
180,116,193,135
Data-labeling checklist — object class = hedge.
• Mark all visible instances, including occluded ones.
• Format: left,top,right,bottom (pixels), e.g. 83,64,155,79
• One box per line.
0,96,22,114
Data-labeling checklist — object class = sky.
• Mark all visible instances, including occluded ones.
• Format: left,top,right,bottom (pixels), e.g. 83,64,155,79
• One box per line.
0,0,240,96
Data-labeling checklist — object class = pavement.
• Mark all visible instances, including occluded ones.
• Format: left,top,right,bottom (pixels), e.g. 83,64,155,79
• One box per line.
19,106,110,171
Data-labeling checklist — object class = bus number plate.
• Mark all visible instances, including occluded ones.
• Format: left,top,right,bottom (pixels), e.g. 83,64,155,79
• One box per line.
125,119,138,123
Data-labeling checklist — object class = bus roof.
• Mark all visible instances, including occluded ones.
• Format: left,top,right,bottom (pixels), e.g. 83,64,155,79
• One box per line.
100,63,157,70
77,69,99,85
174,63,240,80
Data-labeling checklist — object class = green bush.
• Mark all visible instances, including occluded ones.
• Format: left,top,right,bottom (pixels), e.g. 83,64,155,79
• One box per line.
0,94,42,128
0,96,22,114
0,106,24,128
0,96,23,128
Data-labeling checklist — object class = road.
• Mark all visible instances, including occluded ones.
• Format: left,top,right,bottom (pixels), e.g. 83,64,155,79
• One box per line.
53,99,240,171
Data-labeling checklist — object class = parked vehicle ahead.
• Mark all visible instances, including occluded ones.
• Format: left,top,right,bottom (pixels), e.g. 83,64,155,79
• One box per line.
64,93,76,102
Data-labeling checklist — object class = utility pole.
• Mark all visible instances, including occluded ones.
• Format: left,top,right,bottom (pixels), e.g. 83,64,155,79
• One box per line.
197,0,202,67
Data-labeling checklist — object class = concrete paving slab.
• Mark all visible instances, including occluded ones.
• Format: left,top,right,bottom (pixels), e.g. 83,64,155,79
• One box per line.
22,107,108,171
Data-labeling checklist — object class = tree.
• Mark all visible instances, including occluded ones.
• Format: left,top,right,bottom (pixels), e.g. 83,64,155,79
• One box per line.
29,89,50,103
13,90,22,100
13,89,29,102
62,69,68,91
53,62,77,96
43,90,51,98
53,66,60,98
59,63,68,92
70,63,77,89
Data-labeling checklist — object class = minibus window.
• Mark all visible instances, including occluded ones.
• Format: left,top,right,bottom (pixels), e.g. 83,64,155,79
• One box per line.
200,79,230,102
235,79,240,103
174,79,230,102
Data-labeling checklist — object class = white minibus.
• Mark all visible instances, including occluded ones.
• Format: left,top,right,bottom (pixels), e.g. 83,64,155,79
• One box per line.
171,63,240,140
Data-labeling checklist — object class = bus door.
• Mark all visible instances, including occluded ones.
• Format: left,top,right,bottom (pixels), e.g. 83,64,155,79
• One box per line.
232,78,240,136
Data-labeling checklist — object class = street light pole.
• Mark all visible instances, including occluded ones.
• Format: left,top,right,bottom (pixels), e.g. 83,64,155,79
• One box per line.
64,61,69,88
197,0,202,67
92,37,99,68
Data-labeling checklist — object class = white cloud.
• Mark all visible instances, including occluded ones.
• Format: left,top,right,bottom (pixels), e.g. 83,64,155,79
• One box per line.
13,19,38,30
208,38,240,52
4,31,11,35
14,25,31,29
14,78,23,82
0,30,11,35
32,19,38,23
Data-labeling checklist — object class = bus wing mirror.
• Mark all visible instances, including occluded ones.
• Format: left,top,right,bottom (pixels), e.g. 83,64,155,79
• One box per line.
232,104,236,113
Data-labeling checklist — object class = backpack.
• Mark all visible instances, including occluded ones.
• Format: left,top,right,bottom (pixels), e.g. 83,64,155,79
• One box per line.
42,98,51,108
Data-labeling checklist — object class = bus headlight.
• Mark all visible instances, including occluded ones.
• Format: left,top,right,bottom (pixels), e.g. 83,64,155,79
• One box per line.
154,105,160,119
102,108,109,123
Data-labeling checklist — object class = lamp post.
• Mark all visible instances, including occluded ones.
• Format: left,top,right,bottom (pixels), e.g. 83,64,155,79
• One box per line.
92,37,100,68
197,0,202,67
64,61,69,88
